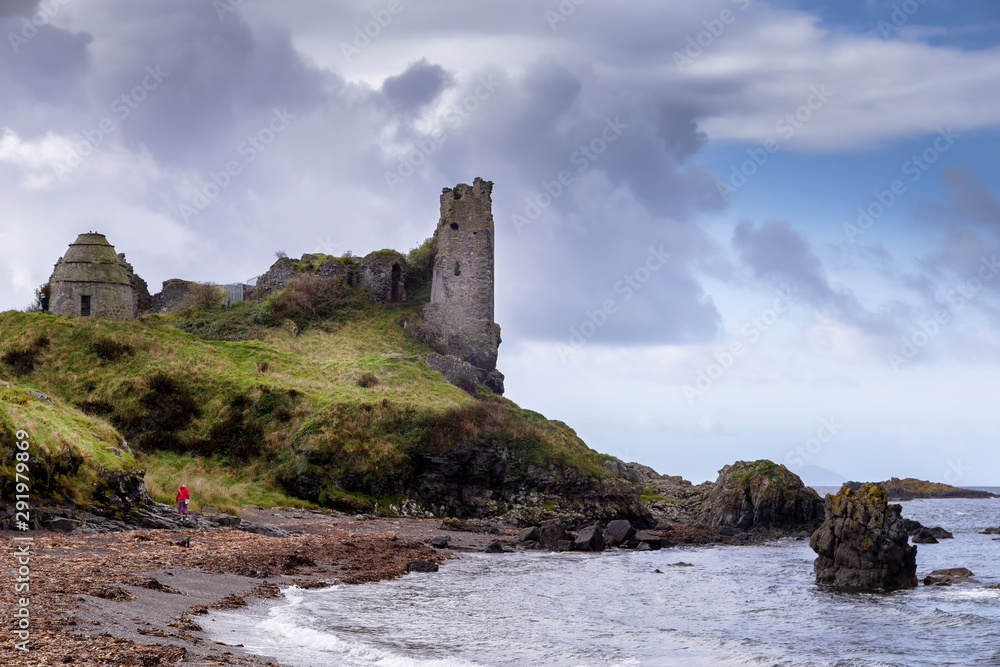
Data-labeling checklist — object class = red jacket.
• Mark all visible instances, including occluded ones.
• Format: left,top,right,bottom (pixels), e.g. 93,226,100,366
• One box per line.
176,486,189,501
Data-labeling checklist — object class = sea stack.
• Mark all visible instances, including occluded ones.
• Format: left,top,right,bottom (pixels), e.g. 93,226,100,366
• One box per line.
809,483,917,591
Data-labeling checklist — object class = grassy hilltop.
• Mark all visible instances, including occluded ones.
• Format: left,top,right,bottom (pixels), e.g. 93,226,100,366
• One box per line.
0,270,613,516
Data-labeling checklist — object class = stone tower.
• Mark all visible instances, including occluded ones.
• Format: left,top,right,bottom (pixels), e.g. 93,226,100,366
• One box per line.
49,233,136,319
422,177,504,393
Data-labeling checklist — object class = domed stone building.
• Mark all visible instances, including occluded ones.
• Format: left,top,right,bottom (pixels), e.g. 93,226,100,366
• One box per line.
48,233,136,319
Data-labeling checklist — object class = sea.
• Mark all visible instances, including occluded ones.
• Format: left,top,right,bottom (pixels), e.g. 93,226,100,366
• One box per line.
206,489,1000,667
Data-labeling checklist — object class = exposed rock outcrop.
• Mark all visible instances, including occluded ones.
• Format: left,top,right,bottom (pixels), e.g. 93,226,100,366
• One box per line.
696,460,824,531
809,483,918,591
846,477,997,500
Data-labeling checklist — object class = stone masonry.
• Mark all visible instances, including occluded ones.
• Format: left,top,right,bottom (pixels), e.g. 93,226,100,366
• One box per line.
421,178,504,393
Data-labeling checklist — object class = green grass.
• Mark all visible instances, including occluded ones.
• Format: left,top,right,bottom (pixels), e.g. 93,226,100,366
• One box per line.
0,381,137,505
728,459,786,488
139,451,307,515
0,306,613,510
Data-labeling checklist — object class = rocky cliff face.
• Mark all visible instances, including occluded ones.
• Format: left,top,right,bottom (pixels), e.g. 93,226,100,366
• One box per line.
809,483,918,591
696,460,824,530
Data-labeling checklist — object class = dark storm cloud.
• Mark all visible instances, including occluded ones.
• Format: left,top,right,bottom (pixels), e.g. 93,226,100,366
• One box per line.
73,0,330,167
0,0,39,18
0,16,92,108
367,57,727,345
381,59,453,114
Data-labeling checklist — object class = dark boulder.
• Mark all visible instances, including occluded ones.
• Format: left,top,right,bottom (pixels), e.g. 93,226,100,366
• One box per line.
911,528,939,544
430,536,450,549
696,460,824,532
539,523,569,549
809,483,917,591
406,559,439,573
902,518,953,540
604,520,636,547
924,568,978,586
574,526,606,552
484,541,505,553
238,523,290,538
631,531,665,550
206,513,240,528
556,540,575,552
519,526,540,542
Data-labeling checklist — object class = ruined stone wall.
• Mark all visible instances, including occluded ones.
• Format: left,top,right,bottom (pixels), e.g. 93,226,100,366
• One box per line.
149,279,199,314
118,253,151,315
421,177,503,392
358,251,406,304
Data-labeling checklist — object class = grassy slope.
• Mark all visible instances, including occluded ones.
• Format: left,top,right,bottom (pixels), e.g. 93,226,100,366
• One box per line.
0,304,609,512
0,381,137,505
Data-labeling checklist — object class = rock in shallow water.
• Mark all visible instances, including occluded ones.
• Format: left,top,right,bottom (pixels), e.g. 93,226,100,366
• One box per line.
604,520,636,547
539,523,569,549
809,483,917,591
519,526,540,542
406,559,439,573
574,526,606,552
923,568,979,586
910,528,939,544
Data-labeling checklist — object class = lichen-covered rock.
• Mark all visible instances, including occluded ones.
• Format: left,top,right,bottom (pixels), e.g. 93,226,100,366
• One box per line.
696,460,823,531
809,483,917,591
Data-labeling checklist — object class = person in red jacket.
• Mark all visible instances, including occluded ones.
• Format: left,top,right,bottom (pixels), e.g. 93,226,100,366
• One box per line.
176,484,190,519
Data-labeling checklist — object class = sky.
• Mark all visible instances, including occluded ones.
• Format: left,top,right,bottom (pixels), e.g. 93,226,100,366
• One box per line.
1,0,999,484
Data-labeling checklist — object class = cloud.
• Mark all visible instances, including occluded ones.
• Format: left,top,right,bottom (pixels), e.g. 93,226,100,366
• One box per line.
381,58,454,114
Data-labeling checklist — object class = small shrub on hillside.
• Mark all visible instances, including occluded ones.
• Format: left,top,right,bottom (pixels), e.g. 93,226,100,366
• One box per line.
269,274,346,325
2,335,51,375
115,373,201,451
77,400,114,416
177,283,226,315
92,338,133,361
356,372,379,388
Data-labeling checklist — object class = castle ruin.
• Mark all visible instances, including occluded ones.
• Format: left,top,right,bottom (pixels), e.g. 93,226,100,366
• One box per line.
421,177,504,394
43,178,503,393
